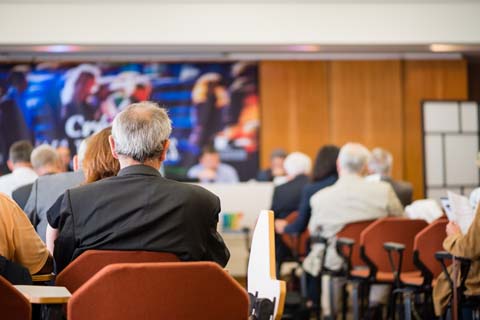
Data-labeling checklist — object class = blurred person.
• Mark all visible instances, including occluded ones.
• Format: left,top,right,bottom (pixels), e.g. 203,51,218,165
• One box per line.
189,73,229,148
0,67,32,174
187,146,239,183
25,139,88,245
275,145,339,235
433,207,480,316
257,148,287,182
12,144,62,209
0,140,37,197
56,146,72,172
0,193,53,278
368,147,413,207
271,152,311,272
46,128,120,254
54,102,229,272
307,143,403,318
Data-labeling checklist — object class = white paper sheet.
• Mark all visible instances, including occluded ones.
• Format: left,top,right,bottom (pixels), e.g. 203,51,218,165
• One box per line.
447,191,476,234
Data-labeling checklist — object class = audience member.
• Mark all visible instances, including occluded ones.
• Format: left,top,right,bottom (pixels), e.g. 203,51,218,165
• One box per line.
56,146,72,172
187,146,239,183
275,145,339,235
12,145,62,209
367,147,413,207
0,140,37,197
307,143,403,317
24,140,87,245
54,102,229,272
271,151,311,271
0,193,53,276
257,148,287,182
46,128,120,254
433,208,480,317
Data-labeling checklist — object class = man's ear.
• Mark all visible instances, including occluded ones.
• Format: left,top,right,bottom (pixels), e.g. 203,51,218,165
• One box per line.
159,140,170,162
7,160,14,171
73,155,79,171
108,135,119,159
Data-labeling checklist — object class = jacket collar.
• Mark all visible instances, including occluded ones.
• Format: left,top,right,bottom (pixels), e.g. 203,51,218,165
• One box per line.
117,164,162,177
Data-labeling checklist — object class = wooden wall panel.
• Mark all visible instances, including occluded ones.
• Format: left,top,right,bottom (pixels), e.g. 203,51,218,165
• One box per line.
328,61,404,179
403,60,468,199
259,61,329,168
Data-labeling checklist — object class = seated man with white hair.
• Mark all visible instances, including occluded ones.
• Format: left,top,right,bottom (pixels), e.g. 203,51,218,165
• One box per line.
308,142,403,318
54,101,230,273
368,147,413,207
270,151,311,271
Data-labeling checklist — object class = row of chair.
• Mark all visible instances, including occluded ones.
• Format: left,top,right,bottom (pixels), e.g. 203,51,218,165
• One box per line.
1,254,250,320
282,216,466,319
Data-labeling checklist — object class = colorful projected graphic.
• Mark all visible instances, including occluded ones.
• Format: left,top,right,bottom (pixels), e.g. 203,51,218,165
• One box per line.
0,62,260,180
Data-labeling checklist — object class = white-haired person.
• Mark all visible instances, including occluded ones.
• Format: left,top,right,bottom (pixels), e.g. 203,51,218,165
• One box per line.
54,101,229,273
270,151,312,272
12,144,62,210
307,143,403,319
367,147,413,207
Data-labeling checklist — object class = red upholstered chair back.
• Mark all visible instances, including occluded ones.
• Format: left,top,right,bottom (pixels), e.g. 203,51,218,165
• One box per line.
56,250,179,293
0,276,31,320
414,218,448,278
281,211,310,257
337,220,375,267
360,218,428,272
68,262,250,320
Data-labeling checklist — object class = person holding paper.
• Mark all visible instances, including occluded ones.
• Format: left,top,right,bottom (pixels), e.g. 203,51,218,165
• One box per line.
433,206,480,316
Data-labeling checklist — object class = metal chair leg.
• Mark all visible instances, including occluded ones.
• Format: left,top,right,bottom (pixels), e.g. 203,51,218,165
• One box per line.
403,291,412,320
329,276,336,318
352,281,360,320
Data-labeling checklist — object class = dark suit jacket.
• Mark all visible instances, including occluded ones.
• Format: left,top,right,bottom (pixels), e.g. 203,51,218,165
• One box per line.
382,176,413,208
271,174,310,219
54,165,230,273
12,183,33,210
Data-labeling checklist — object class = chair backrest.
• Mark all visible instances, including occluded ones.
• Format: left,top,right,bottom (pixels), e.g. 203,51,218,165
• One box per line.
68,262,249,320
414,218,448,278
0,275,31,320
360,217,428,273
281,211,310,257
56,250,179,293
336,220,375,267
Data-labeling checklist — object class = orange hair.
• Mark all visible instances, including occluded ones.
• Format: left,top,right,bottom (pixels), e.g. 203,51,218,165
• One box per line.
83,127,120,183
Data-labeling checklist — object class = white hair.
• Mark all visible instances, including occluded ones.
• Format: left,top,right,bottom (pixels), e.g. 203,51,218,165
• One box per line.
368,148,393,176
31,144,59,170
338,143,371,175
283,152,312,177
112,101,172,163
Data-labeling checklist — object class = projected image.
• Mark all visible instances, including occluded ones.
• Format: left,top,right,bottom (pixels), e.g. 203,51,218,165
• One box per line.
0,62,260,180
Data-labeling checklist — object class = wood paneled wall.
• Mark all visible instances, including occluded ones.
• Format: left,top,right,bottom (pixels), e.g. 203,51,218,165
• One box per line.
259,60,468,199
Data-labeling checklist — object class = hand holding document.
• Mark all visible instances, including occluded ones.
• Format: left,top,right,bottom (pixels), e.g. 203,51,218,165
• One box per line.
443,191,476,235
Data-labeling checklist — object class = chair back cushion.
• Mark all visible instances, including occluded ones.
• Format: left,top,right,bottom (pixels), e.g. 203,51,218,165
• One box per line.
68,262,249,320
56,250,179,293
414,218,448,277
337,220,375,267
360,218,428,272
0,275,31,320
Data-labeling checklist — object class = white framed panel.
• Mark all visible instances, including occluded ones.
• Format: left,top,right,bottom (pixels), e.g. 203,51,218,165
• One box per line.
424,102,459,133
461,102,479,132
425,135,444,187
427,188,461,202
445,135,479,186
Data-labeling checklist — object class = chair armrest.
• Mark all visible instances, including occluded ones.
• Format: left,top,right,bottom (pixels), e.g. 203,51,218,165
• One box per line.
310,235,328,245
336,237,355,273
383,241,406,287
384,242,405,252
435,251,473,292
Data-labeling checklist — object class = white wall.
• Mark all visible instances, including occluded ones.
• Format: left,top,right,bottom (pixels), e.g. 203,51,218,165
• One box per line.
1,2,480,46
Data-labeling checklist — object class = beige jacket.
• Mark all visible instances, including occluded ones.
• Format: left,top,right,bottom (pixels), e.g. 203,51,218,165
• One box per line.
433,205,480,316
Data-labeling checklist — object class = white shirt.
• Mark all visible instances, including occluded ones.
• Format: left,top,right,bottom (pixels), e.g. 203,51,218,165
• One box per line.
0,167,38,197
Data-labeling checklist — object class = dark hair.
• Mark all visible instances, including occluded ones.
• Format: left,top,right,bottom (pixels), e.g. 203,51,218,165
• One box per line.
311,145,340,182
201,145,218,156
9,140,33,164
